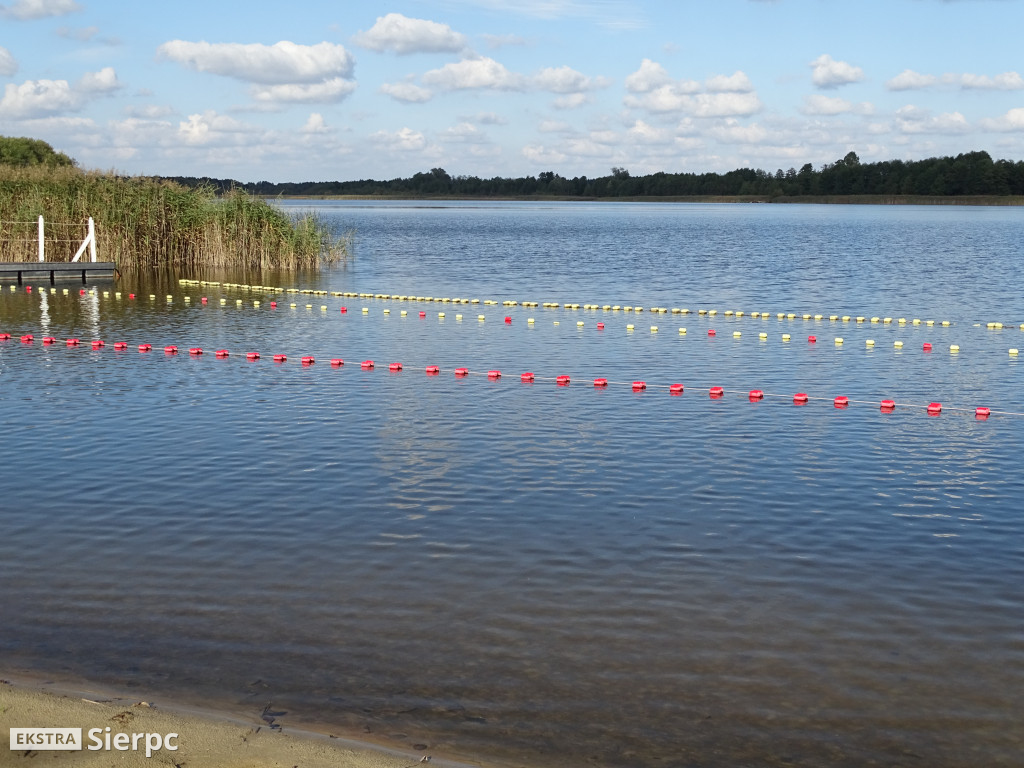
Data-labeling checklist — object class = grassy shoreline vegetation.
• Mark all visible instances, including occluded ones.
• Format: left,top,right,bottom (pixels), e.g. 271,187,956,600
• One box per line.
0,137,348,271
166,150,1024,203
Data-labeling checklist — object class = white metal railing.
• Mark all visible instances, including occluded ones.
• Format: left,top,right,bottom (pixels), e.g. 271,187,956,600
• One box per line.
5,216,97,262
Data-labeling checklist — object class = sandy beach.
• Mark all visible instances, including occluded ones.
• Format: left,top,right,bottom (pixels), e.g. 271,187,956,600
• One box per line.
1,676,489,768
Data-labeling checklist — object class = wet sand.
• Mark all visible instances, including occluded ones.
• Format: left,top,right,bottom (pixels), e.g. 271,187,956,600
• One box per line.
0,677,490,768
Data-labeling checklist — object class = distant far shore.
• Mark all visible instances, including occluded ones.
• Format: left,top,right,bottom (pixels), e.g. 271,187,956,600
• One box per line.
265,194,1024,206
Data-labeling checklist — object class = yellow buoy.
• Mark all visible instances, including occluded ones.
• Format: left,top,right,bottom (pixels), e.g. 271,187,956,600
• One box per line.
626,324,635,330
652,326,659,332
835,337,844,344
894,340,903,348
950,344,960,352
759,332,767,339
782,333,791,341
866,339,875,347
678,328,686,334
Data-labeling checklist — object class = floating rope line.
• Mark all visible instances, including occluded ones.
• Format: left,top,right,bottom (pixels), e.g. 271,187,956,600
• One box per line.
2,335,1014,420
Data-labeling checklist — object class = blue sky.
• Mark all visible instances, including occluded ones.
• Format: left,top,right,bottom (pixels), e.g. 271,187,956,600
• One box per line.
2,0,1023,182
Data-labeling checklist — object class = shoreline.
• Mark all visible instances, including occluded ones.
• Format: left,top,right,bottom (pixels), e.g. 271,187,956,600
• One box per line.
262,193,1024,205
0,672,498,768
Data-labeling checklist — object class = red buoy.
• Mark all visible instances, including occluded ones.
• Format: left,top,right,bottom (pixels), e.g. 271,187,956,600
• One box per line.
246,352,260,360
389,362,402,371
520,372,534,382
632,381,647,391
425,365,440,374
708,329,716,336
331,358,344,367
20,334,33,343
880,399,896,410
26,286,32,292
43,336,56,345
975,406,991,419
419,311,426,318
793,393,808,404
128,293,135,300
597,322,605,329
273,354,287,362
340,307,347,313
302,356,315,365
556,375,571,385
215,349,229,357
923,343,932,352
593,378,608,387
504,316,511,324
79,288,85,295
164,345,178,354
487,370,501,379
669,383,684,395
189,347,202,355
454,367,468,376
927,402,942,415
92,340,105,349
0,333,10,340
138,343,152,352
201,297,208,304
361,360,375,369
834,396,849,408
67,338,80,346
270,301,277,308
709,386,724,398
114,342,128,350
749,389,764,400
808,335,816,343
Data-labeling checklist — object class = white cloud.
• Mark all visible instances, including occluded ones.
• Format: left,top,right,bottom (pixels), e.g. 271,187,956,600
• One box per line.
78,67,120,93
0,46,16,77
886,69,937,91
626,87,761,117
959,71,1024,90
473,112,507,125
157,40,354,85
538,119,572,133
442,122,487,142
895,105,970,134
302,113,328,134
705,71,754,93
370,126,427,151
0,78,78,118
627,119,671,144
522,144,567,165
422,56,525,90
251,78,356,104
810,54,864,88
979,107,1024,132
532,65,607,94
353,13,466,55
553,93,589,109
380,81,433,103
625,59,672,93
177,110,254,146
0,0,80,19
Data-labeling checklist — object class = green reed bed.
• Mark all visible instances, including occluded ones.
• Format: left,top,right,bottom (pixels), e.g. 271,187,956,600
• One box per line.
0,165,347,270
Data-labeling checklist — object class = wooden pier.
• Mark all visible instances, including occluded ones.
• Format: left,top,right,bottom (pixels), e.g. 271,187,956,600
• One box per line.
0,261,117,284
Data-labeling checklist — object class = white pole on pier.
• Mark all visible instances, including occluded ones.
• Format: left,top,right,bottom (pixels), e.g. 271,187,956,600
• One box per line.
88,217,96,262
38,215,44,262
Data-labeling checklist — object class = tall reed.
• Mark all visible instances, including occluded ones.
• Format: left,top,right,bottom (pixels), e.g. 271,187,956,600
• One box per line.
0,165,348,270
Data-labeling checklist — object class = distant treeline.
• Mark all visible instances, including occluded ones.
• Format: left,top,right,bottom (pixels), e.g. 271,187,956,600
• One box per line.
162,151,1024,199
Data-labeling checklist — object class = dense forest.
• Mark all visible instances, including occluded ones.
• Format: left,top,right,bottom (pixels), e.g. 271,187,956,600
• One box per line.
163,151,1024,200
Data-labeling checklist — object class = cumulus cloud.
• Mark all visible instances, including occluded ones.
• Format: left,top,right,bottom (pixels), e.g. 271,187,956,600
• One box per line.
370,127,428,151
0,78,78,117
302,113,328,133
422,55,525,90
959,71,1024,90
625,59,673,93
810,54,864,88
886,69,937,91
380,81,433,103
157,40,354,85
522,144,567,165
251,78,356,103
627,119,671,144
626,87,761,117
177,110,254,146
895,105,970,134
0,0,80,19
979,107,1024,132
0,46,16,77
442,122,487,142
532,65,608,94
705,71,754,93
353,13,466,54
552,92,589,109
78,67,120,93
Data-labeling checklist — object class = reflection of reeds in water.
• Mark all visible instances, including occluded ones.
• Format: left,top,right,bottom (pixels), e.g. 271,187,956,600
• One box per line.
0,165,349,271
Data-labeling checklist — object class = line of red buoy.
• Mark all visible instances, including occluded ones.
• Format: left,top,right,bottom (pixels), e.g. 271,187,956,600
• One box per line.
2,334,1005,419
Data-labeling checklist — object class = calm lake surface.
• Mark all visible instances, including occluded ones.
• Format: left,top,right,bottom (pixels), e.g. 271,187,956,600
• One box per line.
1,201,1022,768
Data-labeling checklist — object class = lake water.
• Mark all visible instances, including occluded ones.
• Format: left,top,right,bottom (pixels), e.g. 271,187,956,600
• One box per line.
1,201,1022,768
